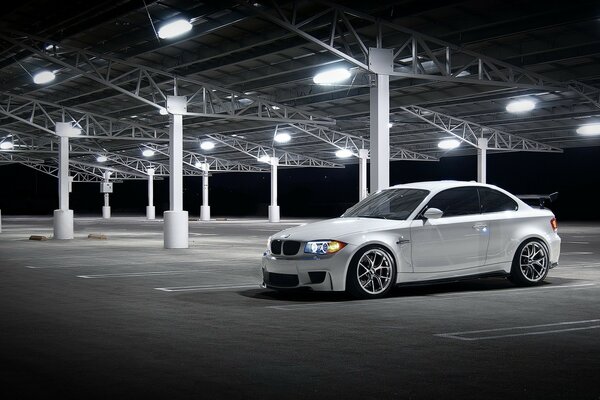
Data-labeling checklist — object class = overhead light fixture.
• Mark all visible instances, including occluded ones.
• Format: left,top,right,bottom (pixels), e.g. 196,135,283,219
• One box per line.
438,139,461,150
159,107,168,115
142,149,155,157
96,155,108,162
33,70,56,84
313,68,351,85
0,141,14,150
335,148,354,158
506,99,535,113
200,141,215,150
576,123,600,136
158,19,193,39
271,105,281,110
258,154,271,163
274,132,291,143
388,122,393,128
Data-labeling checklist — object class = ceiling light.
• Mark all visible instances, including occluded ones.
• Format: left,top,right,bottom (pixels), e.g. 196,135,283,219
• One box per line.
0,141,14,150
96,155,108,162
506,99,535,113
438,139,460,150
159,107,168,115
258,154,271,163
158,19,193,39
200,141,215,150
274,132,291,143
388,122,393,128
313,68,351,85
576,123,600,136
142,149,155,157
33,70,56,84
335,148,353,158
271,105,281,110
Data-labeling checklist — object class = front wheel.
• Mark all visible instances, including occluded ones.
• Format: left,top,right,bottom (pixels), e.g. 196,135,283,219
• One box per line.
509,239,550,286
346,246,396,299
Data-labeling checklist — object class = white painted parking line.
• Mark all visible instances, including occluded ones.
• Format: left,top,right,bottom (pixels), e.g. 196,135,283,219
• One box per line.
561,252,594,255
154,283,258,292
24,259,225,269
562,241,590,244
435,319,600,341
77,269,228,278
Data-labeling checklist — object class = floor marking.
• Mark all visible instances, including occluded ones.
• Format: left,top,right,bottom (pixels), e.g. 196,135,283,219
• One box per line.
189,233,218,236
561,252,594,255
563,241,590,244
267,283,596,311
154,283,258,292
24,259,225,269
76,269,238,278
435,319,600,341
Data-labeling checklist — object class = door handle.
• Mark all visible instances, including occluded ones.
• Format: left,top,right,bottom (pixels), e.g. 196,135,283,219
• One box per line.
472,223,488,231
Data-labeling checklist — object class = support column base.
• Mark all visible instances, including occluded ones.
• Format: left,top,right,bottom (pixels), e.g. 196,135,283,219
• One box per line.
146,206,155,220
53,209,74,240
102,206,111,219
268,205,280,223
164,210,189,249
200,205,211,221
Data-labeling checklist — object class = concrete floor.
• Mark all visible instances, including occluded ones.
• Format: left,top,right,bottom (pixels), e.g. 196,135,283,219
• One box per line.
0,216,599,399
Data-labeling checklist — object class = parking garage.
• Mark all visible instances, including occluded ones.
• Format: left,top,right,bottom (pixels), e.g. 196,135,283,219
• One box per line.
1,1,599,399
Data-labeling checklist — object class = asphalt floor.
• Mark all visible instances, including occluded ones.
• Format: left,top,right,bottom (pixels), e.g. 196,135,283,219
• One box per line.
0,216,598,399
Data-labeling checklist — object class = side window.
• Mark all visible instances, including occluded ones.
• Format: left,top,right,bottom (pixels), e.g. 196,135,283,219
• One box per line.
426,187,480,217
479,188,518,213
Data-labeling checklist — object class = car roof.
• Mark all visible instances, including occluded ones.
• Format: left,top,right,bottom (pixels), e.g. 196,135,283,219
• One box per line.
388,180,497,192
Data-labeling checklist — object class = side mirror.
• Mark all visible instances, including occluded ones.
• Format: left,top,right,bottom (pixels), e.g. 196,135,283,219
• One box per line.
423,207,443,220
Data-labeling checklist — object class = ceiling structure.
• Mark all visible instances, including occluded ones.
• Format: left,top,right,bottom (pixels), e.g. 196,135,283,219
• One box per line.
0,0,599,181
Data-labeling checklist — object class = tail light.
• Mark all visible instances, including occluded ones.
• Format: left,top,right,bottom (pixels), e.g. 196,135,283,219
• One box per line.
550,217,558,232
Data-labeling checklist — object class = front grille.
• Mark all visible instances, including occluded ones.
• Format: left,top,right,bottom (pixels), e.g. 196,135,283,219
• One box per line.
270,240,301,256
282,240,301,256
270,240,282,255
265,272,299,287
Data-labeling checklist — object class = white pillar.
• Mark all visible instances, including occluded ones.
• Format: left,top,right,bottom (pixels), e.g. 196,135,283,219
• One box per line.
200,163,211,221
268,156,280,222
163,96,189,249
0,209,2,233
358,149,369,201
146,168,155,220
369,74,390,193
53,124,74,239
102,171,111,219
477,138,488,184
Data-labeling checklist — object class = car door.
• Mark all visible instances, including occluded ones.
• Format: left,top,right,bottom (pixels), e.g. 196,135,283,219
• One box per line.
410,187,490,273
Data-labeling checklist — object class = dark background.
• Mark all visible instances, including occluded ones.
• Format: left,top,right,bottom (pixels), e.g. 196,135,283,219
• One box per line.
1,146,598,221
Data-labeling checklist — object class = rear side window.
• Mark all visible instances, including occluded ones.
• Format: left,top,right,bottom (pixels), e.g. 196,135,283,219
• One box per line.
479,188,518,213
426,187,480,217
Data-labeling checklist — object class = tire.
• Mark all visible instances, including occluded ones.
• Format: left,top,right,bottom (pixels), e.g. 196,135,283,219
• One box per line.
346,245,397,299
509,239,550,286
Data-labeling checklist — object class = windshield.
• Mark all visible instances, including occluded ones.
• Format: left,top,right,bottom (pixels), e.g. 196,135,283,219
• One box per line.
342,189,429,220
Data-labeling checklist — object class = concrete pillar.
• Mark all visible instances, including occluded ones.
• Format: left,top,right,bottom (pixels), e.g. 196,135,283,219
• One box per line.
477,138,488,184
268,156,280,222
369,74,390,193
146,168,155,220
0,209,2,233
200,163,210,221
163,96,189,249
358,149,369,201
102,170,111,219
53,124,74,240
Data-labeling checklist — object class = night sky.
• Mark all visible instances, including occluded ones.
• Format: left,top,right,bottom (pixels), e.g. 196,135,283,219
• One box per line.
1,146,599,221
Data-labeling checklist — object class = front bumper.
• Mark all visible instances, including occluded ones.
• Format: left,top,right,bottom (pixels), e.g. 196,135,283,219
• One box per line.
261,245,356,292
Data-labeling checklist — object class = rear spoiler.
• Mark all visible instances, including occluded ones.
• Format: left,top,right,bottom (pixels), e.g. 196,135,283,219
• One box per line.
517,192,559,208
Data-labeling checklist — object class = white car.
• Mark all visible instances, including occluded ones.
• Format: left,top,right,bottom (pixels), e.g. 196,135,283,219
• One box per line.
261,181,561,298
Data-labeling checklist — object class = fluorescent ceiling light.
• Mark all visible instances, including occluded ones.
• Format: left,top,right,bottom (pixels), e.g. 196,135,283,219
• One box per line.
33,70,56,84
142,149,155,157
271,105,280,110
438,139,460,150
506,99,535,113
200,141,215,150
335,148,353,158
0,141,14,150
159,107,168,115
96,155,108,162
274,132,291,143
158,19,192,39
576,123,600,136
313,68,351,85
258,154,271,163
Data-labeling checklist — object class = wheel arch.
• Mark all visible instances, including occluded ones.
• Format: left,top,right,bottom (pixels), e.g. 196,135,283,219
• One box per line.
340,240,399,291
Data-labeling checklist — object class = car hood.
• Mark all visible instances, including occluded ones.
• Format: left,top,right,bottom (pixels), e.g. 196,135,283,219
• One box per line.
272,218,411,242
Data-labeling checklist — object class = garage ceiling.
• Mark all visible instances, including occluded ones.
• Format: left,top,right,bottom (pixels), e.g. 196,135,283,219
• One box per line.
0,0,599,180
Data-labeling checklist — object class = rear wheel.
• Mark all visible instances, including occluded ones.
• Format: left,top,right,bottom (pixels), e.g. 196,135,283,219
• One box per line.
346,246,396,299
509,239,549,286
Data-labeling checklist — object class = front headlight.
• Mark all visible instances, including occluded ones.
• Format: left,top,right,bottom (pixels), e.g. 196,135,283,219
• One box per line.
304,240,347,255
